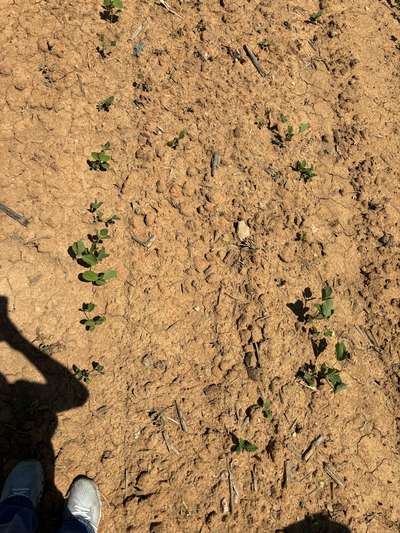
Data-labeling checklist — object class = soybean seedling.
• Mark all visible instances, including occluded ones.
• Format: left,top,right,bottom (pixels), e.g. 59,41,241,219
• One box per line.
262,399,273,421
167,130,187,149
97,33,116,58
233,437,257,453
88,142,111,171
268,113,309,147
101,0,123,23
307,10,324,24
297,362,346,393
319,364,347,393
293,160,316,182
299,122,310,133
89,200,120,226
97,96,114,112
79,303,106,331
297,363,318,390
89,199,103,213
80,270,117,286
73,361,105,384
90,227,111,245
258,39,271,50
70,239,109,268
336,341,351,361
246,397,273,422
312,286,334,321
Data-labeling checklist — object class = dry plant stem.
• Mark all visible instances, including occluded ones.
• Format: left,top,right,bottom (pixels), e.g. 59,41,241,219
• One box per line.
283,459,293,488
211,152,221,177
243,45,267,77
302,435,325,461
76,73,85,96
0,202,28,226
174,400,187,432
324,462,345,487
251,464,258,492
157,0,182,18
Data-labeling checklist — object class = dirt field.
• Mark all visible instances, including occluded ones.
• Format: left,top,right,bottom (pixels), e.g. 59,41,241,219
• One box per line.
0,0,399,531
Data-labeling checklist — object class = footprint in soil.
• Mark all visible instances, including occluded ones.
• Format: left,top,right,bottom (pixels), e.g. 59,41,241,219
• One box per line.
0,296,88,532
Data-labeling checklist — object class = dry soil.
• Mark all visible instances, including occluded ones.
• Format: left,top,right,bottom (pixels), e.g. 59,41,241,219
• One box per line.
0,0,400,532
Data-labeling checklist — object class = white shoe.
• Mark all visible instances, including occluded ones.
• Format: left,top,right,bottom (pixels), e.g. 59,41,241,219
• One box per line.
65,477,101,532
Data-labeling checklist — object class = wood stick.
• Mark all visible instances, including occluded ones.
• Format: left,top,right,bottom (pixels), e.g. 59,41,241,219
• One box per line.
0,202,28,226
283,459,292,488
302,435,325,461
243,45,267,77
157,0,182,18
324,462,345,487
211,152,221,177
76,73,85,97
251,464,258,492
174,400,187,432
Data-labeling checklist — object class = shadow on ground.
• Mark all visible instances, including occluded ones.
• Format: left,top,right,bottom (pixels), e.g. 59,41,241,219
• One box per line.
0,296,88,532
280,512,351,532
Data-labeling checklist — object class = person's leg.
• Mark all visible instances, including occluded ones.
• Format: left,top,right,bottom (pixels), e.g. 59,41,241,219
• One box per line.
57,477,101,533
0,461,43,533
57,516,93,533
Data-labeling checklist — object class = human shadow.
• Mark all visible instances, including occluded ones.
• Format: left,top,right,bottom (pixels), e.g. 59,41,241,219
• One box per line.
0,296,88,532
280,512,351,532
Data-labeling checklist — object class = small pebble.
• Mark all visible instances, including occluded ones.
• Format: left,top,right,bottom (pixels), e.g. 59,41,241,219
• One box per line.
237,220,250,241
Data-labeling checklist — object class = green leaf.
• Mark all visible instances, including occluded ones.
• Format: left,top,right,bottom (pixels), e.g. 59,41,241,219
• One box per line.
285,125,294,141
279,114,288,123
96,248,109,262
333,382,347,394
83,319,96,331
72,240,86,258
81,271,98,282
336,341,350,361
99,228,109,238
81,253,98,267
89,200,103,212
97,97,114,112
243,439,257,452
101,270,117,281
235,438,257,453
101,142,111,150
320,364,346,393
322,286,333,300
297,364,317,388
92,361,105,373
324,329,334,337
258,39,271,50
94,278,106,286
106,214,120,226
93,315,106,326
309,10,323,23
304,371,316,387
82,302,96,313
321,298,334,318
299,122,310,133
167,138,179,148
262,400,272,421
98,153,111,162
314,303,323,315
